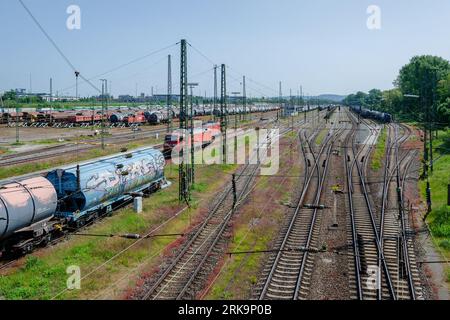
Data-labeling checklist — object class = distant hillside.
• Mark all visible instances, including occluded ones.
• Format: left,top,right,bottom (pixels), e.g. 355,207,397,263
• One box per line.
317,94,345,102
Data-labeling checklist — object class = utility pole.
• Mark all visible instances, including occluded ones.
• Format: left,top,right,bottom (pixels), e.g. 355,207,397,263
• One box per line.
220,64,227,164
243,76,247,121
100,79,107,150
49,78,53,124
430,69,437,173
179,39,189,202
317,97,321,127
213,65,218,122
421,79,429,178
301,86,306,122
278,81,282,120
231,91,240,162
188,83,199,185
15,105,20,144
0,93,4,114
290,88,293,117
75,71,80,99
167,54,172,133
105,79,109,127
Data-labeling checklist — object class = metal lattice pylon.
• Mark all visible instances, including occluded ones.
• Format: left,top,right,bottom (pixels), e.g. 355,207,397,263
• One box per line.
179,39,189,202
220,64,227,164
167,54,172,133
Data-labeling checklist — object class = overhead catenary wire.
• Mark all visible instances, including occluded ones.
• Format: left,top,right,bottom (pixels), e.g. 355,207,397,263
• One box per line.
17,0,100,93
50,202,195,300
227,66,278,95
57,138,293,299
187,40,278,98
186,41,217,66
58,42,179,94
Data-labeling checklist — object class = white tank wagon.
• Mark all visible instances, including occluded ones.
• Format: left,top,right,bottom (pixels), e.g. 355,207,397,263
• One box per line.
0,177,58,252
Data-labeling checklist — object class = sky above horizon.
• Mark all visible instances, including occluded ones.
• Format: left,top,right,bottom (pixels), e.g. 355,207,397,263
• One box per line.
1,0,450,98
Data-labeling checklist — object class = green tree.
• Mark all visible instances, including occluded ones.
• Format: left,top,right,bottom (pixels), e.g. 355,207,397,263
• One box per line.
2,90,17,101
395,55,450,120
366,89,383,110
436,73,450,124
381,88,403,115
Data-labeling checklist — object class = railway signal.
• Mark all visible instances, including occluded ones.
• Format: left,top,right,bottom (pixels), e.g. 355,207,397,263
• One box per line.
426,181,432,213
232,174,237,208
74,71,80,99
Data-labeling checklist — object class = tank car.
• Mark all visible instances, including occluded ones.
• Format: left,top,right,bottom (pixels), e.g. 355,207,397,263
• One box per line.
46,147,165,227
0,177,58,254
146,111,169,124
0,147,166,255
110,113,125,123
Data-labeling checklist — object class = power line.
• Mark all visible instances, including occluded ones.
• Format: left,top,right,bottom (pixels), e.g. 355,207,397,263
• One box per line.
17,0,101,93
187,40,278,98
227,72,270,98
227,66,278,95
58,42,179,94
186,41,217,66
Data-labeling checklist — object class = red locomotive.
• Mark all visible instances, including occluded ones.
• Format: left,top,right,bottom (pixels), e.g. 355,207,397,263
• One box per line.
124,111,146,125
163,121,221,157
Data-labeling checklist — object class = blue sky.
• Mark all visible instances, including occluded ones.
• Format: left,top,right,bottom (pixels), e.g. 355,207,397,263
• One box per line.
1,0,449,98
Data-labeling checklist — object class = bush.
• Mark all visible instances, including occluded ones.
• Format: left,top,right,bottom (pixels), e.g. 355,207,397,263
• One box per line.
429,206,450,238
439,239,450,250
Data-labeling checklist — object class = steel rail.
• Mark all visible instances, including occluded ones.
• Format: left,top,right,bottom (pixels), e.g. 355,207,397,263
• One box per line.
258,122,342,299
346,110,397,300
143,124,292,300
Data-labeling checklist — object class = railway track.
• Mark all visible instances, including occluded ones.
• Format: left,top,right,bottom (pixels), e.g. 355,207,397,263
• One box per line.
139,124,292,300
0,116,287,270
345,112,396,300
345,112,422,300
377,123,422,299
0,129,167,166
255,120,344,300
0,113,274,167
141,163,259,300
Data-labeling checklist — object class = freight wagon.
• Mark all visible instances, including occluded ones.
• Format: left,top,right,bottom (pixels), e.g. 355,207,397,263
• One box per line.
163,121,221,157
0,147,166,256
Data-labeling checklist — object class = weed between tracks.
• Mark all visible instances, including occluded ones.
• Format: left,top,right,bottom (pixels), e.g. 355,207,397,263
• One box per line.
371,127,387,171
0,163,237,300
204,136,301,299
315,129,328,146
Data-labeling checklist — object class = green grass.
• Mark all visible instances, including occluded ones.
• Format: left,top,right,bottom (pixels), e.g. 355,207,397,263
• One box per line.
0,146,11,155
0,139,160,180
371,127,387,171
30,139,64,145
206,136,300,299
285,131,297,139
0,163,237,300
315,129,328,146
419,129,450,284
